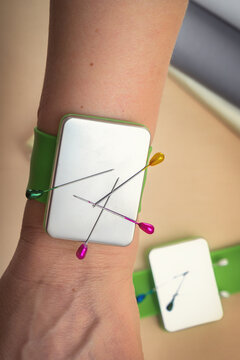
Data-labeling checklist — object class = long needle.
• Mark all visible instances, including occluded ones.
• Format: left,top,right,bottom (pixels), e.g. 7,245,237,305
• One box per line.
26,168,114,199
73,194,154,234
166,271,189,311
85,178,119,244
136,271,189,303
93,152,164,207
76,178,119,260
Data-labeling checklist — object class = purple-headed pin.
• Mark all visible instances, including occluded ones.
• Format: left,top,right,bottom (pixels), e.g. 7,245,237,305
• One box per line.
73,195,154,235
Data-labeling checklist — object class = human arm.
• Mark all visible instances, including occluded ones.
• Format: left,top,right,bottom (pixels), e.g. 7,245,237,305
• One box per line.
0,1,187,359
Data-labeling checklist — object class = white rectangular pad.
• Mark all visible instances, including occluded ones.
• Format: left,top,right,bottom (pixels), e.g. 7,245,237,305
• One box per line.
45,116,150,246
149,238,223,331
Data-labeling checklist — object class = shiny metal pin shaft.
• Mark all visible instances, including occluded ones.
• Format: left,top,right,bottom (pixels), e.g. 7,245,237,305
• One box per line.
85,178,119,244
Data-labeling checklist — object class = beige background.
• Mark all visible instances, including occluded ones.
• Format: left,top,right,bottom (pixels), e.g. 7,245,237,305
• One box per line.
0,1,240,359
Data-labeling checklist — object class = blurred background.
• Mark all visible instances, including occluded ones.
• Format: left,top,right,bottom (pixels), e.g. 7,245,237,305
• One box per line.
0,1,240,359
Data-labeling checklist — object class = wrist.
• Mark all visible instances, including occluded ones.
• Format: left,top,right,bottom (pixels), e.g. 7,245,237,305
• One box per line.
1,242,141,360
11,200,138,287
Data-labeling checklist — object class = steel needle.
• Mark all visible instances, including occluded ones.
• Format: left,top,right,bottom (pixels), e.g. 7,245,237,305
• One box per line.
93,152,164,207
76,178,119,260
166,271,189,311
26,168,114,199
136,271,190,303
85,177,119,245
73,194,154,234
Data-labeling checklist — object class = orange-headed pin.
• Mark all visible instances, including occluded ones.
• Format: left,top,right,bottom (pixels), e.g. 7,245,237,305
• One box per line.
94,152,165,207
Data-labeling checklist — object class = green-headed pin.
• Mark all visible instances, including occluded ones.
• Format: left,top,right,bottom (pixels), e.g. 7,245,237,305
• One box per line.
25,168,114,200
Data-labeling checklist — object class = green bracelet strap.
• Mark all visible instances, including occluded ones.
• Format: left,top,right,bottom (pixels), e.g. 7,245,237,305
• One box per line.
27,114,152,210
133,243,240,318
27,128,57,204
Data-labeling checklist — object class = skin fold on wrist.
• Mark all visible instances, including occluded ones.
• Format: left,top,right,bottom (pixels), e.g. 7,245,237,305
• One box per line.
13,200,139,285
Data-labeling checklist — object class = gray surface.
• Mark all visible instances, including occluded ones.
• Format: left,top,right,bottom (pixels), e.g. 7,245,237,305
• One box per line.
171,2,240,107
193,0,240,30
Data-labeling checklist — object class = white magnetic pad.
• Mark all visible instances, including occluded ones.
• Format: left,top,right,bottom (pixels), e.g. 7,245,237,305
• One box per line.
149,238,223,332
45,116,150,246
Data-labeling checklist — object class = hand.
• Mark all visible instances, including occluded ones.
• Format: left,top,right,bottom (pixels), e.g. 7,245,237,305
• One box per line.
0,200,142,359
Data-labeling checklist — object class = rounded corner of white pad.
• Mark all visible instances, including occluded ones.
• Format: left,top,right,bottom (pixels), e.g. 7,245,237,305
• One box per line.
216,306,224,321
121,236,135,247
45,224,57,240
164,322,178,333
195,237,208,247
140,125,151,140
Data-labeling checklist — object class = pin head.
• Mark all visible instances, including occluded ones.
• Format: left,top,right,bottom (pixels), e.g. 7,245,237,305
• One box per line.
149,152,165,166
166,301,174,311
138,222,154,234
217,258,228,267
220,290,230,298
136,294,146,303
76,243,88,260
26,189,44,200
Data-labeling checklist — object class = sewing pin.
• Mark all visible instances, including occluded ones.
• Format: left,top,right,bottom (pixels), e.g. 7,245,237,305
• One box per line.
26,168,114,199
166,271,189,311
93,152,165,207
136,271,189,303
73,194,154,234
76,178,119,260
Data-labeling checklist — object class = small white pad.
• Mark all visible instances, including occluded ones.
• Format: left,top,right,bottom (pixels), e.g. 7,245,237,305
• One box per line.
149,238,223,332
